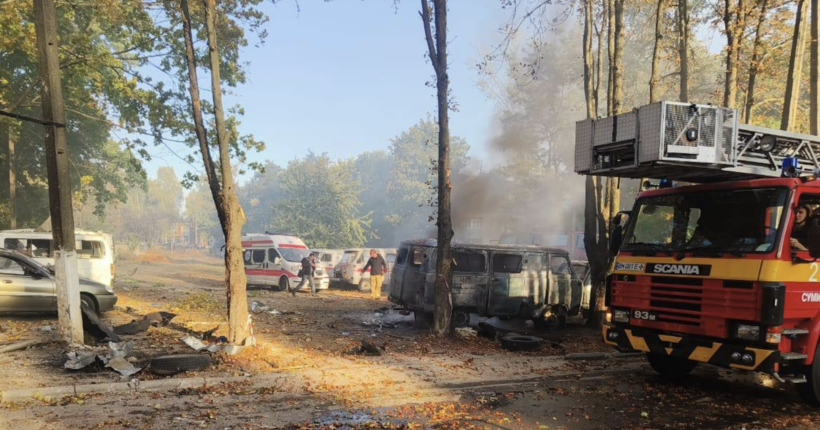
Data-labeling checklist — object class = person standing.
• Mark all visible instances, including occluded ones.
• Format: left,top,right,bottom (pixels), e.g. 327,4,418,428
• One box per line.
294,252,318,296
362,249,387,300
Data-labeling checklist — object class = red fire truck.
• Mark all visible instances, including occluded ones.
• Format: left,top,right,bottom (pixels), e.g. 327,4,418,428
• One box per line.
575,101,820,404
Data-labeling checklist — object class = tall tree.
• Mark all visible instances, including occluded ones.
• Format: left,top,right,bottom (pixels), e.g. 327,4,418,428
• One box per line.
607,0,616,114
203,0,249,345
420,0,454,336
612,0,625,115
745,0,770,122
585,0,597,115
678,0,690,101
724,0,746,108
274,153,371,248
650,0,667,103
811,0,820,134
782,0,810,131
180,0,226,237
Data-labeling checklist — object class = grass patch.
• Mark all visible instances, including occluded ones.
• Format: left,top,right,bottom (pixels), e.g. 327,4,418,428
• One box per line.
174,292,223,313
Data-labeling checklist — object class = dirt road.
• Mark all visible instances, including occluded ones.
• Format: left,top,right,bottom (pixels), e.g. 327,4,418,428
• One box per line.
2,250,820,429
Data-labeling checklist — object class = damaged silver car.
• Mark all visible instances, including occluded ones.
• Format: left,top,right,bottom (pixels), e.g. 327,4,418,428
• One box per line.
0,248,117,313
388,239,589,328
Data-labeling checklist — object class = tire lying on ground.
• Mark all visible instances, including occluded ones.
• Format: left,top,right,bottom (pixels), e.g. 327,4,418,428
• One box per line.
500,334,544,352
149,354,212,376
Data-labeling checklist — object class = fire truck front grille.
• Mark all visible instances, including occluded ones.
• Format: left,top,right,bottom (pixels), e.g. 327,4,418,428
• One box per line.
649,277,703,326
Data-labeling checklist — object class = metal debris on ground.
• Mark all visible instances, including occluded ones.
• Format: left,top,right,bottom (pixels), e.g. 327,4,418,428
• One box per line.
106,356,141,379
114,311,176,335
81,306,120,342
361,320,397,329
65,340,142,377
65,350,101,370
180,335,244,355
250,300,296,316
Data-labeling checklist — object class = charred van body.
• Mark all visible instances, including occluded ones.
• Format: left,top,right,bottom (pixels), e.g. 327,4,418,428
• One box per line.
388,239,589,327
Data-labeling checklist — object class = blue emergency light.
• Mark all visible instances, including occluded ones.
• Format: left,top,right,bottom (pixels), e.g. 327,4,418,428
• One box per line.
782,157,799,178
659,179,674,189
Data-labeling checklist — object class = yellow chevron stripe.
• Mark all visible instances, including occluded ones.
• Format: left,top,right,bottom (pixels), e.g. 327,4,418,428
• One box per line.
659,335,682,344
625,329,650,352
689,344,722,363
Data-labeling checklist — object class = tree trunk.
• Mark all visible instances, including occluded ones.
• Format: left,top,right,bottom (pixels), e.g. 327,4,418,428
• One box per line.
34,0,83,345
724,0,746,108
811,0,819,134
744,0,769,123
583,0,619,327
0,122,13,229
612,0,625,115
783,0,810,131
180,0,227,238
595,7,604,117
607,0,615,115
678,0,689,101
650,0,666,103
584,0,597,116
421,0,454,336
203,0,249,345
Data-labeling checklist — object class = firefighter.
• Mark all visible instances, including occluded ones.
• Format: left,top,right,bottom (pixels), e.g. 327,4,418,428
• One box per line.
791,205,812,251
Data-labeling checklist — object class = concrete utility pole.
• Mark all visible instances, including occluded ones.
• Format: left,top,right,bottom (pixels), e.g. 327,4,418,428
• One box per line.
33,0,83,345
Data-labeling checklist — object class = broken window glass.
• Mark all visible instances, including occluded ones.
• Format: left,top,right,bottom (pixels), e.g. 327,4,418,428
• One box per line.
453,252,486,273
492,253,523,274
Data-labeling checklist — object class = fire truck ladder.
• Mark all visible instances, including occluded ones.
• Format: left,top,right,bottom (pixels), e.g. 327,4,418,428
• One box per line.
574,101,820,183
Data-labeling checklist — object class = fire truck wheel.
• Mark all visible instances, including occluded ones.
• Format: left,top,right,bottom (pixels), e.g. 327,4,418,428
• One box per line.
358,279,371,292
647,353,698,379
797,346,820,406
278,276,289,292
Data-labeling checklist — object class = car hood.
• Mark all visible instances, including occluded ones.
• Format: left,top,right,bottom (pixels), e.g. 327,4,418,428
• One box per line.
78,277,112,294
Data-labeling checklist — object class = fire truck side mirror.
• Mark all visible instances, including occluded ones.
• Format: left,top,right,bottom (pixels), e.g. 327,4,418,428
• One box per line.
808,226,820,260
610,225,624,255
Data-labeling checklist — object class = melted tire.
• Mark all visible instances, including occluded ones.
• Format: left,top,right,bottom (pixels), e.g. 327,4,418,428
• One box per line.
149,354,212,376
500,334,543,351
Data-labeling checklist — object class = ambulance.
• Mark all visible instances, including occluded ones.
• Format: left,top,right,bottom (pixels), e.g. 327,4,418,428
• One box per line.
241,233,328,291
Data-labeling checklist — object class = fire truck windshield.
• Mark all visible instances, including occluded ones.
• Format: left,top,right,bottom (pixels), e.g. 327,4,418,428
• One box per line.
621,187,789,255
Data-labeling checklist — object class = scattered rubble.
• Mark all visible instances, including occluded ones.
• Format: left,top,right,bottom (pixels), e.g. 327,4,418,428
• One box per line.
114,311,176,335
81,306,120,343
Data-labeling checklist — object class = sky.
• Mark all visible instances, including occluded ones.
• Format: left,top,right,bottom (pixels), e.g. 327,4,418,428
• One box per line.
145,0,520,180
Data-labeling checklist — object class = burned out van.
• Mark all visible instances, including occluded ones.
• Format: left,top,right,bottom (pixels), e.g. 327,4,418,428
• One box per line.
388,239,588,327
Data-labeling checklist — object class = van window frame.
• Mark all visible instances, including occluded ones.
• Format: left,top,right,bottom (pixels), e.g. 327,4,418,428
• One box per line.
396,247,409,265
492,253,524,274
252,249,266,264
410,248,425,267
268,248,281,263
452,250,487,273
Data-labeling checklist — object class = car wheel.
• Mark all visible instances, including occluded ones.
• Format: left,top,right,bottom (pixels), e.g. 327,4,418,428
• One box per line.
452,310,470,328
149,354,212,376
646,353,698,380
279,276,289,292
500,334,543,351
797,345,820,406
358,279,371,292
80,294,98,314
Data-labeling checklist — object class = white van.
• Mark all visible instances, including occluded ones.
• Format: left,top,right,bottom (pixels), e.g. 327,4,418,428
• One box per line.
242,233,329,291
0,229,115,287
333,248,397,291
312,249,344,279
